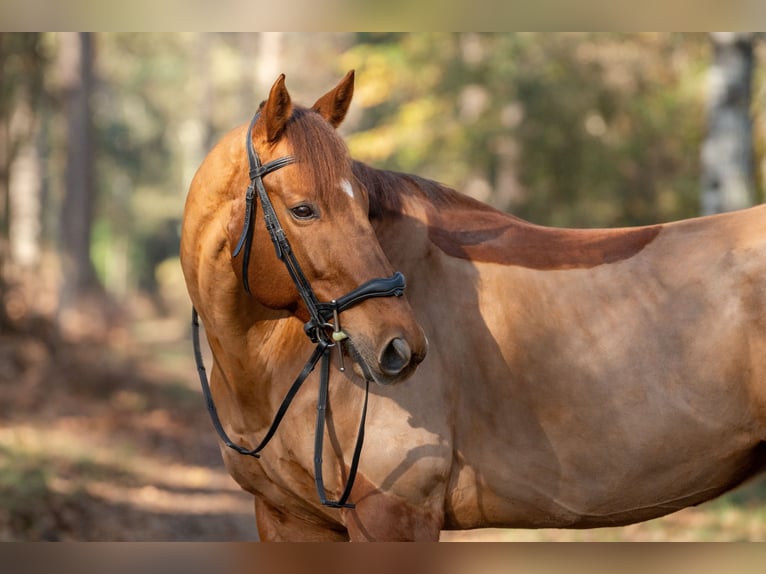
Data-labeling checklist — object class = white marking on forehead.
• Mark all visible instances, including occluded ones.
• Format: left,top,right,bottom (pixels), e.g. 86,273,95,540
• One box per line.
339,179,354,199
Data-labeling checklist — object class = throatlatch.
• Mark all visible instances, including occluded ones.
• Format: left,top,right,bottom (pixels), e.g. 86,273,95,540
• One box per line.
192,110,406,509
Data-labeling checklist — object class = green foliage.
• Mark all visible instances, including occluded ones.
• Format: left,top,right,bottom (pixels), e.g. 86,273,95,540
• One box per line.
344,33,713,227
0,446,49,508
91,34,192,294
0,445,52,536
4,33,763,305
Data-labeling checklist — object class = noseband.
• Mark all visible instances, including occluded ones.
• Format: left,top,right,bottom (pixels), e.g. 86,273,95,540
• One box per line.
192,111,407,509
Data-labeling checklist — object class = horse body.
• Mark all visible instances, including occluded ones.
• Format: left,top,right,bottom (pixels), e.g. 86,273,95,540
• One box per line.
367,170,766,531
181,72,766,541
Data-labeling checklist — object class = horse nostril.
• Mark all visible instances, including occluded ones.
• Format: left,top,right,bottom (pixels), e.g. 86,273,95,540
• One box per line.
379,337,412,376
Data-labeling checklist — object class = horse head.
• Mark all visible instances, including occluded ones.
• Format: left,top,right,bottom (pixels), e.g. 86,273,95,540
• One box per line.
228,71,427,385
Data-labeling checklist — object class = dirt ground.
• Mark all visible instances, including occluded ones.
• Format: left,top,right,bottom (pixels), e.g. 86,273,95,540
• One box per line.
0,294,261,541
2,292,765,542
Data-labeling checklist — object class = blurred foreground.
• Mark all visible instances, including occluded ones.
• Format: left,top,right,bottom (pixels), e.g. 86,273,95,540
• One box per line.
0,268,258,541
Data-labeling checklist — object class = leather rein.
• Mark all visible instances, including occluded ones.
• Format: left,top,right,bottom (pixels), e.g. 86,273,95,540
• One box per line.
191,111,406,509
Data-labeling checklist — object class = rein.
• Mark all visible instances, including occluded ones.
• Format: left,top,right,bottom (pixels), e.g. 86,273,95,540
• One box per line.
192,111,406,509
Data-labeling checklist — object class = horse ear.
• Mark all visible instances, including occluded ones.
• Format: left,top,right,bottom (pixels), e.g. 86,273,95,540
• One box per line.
262,74,293,143
311,70,355,128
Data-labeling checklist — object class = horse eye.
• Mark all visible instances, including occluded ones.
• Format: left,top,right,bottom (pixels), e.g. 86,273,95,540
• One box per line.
290,204,316,220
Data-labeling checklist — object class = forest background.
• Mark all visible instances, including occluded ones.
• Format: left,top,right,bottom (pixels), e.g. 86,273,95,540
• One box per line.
1,32,766,541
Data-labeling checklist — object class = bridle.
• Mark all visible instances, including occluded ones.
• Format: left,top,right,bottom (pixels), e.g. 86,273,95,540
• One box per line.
191,111,407,509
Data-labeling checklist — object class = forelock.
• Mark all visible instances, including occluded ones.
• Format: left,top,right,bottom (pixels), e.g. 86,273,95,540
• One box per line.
282,107,351,199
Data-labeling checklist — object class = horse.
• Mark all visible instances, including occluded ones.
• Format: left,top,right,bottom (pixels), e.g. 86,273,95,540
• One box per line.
181,71,766,541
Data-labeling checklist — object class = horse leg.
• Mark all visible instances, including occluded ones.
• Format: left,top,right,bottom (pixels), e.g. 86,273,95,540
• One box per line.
254,497,350,542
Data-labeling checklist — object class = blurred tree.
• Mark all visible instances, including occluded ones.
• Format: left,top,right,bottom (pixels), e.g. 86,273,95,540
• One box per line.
238,33,257,119
701,33,757,215
57,32,100,326
343,33,711,228
0,33,46,329
2,32,763,334
195,33,215,153
255,33,284,97
93,33,192,297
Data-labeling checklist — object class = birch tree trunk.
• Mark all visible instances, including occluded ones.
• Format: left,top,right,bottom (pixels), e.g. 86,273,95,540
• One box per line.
256,33,283,96
700,32,756,215
239,33,257,118
9,114,42,269
0,33,45,329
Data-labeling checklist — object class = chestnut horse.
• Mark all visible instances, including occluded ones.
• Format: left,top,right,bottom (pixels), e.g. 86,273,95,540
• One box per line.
181,72,766,541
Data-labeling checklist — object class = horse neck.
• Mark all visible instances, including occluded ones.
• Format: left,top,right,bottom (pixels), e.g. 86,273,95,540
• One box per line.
210,293,310,424
352,161,457,281
204,264,307,379
238,296,306,356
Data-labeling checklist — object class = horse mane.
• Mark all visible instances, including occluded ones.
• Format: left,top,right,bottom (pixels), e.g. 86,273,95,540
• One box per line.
351,160,498,220
351,159,662,270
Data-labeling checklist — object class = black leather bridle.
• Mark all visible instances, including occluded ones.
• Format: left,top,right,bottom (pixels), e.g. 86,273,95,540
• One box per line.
192,111,407,509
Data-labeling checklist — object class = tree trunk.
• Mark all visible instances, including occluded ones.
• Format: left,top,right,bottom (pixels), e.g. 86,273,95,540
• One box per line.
57,32,99,324
239,33,257,118
0,100,10,331
195,33,215,152
700,32,756,215
0,33,45,330
9,117,42,269
256,33,283,96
